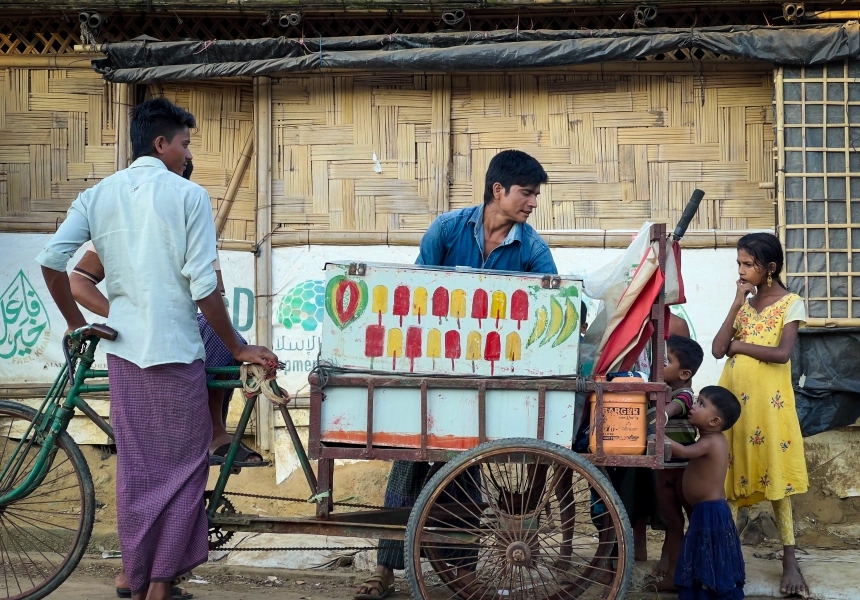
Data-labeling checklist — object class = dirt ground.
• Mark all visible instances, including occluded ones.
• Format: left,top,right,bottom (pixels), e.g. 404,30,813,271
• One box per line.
48,561,777,600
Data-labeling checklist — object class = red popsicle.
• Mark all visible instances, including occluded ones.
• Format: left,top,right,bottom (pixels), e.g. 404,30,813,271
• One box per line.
406,326,422,373
484,331,501,376
393,285,410,327
365,325,385,369
445,330,461,371
432,287,449,325
472,288,488,328
511,290,529,330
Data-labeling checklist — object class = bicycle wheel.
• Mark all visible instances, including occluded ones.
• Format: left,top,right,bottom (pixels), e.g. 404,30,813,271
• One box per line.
0,400,95,600
405,438,633,600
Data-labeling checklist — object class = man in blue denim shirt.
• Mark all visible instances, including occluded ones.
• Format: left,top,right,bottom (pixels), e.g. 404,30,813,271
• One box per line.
356,150,557,599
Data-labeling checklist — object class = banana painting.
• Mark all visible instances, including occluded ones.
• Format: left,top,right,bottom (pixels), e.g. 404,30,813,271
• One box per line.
527,294,580,348
527,306,548,347
539,296,564,347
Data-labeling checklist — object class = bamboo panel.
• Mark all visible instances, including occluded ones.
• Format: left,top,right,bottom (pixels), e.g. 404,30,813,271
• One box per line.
0,68,119,231
618,127,693,145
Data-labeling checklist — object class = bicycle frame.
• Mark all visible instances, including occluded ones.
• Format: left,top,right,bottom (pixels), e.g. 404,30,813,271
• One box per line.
0,335,310,514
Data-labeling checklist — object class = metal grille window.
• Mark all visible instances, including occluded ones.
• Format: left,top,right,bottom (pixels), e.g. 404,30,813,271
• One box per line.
779,61,860,325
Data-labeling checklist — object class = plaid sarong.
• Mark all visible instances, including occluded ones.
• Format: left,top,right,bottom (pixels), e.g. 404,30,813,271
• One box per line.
108,355,211,594
377,460,482,570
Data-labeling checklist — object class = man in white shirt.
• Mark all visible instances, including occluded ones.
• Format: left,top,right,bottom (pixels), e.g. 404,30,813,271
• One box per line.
37,98,276,600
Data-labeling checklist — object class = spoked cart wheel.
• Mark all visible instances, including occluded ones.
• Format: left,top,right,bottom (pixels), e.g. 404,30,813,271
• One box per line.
405,439,633,600
0,400,95,600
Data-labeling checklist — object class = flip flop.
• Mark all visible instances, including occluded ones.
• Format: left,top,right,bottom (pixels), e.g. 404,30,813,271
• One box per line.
209,442,267,467
116,585,192,599
353,574,394,599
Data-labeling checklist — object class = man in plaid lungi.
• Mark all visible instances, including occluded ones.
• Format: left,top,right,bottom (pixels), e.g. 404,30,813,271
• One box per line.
355,150,558,598
38,98,277,600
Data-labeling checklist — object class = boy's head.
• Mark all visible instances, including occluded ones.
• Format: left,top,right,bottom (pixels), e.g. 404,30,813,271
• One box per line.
689,385,741,432
483,150,548,224
130,98,196,176
664,334,703,389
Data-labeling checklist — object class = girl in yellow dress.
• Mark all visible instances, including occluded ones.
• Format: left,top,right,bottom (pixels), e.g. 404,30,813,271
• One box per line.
712,233,807,597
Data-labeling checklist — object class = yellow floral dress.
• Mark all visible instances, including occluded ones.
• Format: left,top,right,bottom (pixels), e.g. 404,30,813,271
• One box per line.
720,293,808,506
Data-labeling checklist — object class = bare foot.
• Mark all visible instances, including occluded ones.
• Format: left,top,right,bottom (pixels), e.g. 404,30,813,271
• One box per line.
653,553,669,579
115,570,129,589
653,578,678,592
355,566,395,598
781,546,808,597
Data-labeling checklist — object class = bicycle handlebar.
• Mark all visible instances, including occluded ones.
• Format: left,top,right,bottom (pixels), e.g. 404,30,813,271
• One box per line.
68,323,118,342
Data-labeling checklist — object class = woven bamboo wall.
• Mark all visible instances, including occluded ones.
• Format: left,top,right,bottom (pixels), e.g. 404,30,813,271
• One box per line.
271,74,449,232
270,71,775,234
148,83,256,242
0,68,116,229
452,72,776,231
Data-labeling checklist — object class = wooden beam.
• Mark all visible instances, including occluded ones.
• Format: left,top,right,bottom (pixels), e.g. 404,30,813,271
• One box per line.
253,75,274,452
0,55,101,68
215,131,254,238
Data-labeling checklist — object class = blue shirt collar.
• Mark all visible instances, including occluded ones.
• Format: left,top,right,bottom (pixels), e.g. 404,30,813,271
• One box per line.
468,204,523,254
129,156,169,170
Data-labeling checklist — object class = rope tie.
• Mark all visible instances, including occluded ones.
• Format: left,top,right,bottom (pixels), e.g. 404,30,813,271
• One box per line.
240,363,290,405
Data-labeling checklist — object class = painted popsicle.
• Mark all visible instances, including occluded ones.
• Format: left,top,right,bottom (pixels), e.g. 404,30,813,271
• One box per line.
406,326,422,373
472,289,488,328
427,328,442,368
450,289,467,329
485,331,501,375
393,285,410,327
387,328,403,370
412,287,428,324
432,287,449,325
445,330,461,371
365,325,385,369
372,285,388,325
505,331,522,365
511,290,529,330
466,331,482,373
490,291,507,328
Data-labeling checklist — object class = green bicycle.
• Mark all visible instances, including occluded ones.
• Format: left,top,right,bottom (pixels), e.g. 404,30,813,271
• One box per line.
0,324,282,600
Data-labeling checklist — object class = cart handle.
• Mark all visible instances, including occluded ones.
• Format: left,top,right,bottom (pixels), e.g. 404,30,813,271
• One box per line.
672,189,705,240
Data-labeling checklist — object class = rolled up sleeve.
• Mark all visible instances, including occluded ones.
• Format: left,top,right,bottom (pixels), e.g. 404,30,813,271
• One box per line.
36,199,91,272
182,192,219,301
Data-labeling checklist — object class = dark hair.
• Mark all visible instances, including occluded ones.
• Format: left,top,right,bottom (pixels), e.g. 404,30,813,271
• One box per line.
182,160,193,180
130,98,196,161
483,150,548,205
580,302,588,327
737,232,785,289
666,334,703,377
700,385,741,431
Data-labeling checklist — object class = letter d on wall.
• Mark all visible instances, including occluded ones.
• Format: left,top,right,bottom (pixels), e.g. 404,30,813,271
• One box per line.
233,287,254,332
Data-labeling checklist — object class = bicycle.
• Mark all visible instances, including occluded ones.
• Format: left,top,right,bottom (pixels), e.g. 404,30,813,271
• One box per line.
0,324,280,600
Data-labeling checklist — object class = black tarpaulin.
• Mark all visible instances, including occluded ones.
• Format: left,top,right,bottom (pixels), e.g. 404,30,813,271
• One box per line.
792,328,860,437
92,23,860,83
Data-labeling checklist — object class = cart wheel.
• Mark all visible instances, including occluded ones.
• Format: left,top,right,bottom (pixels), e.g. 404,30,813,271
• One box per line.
405,438,632,600
0,400,95,600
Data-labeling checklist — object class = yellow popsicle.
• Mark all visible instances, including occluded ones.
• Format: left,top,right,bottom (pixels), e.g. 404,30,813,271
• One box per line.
427,329,442,359
451,289,467,327
506,332,522,361
372,285,388,313
387,328,403,357
466,331,482,360
412,286,428,323
491,290,507,322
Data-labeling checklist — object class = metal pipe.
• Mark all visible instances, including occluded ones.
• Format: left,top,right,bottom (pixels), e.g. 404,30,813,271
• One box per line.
278,403,319,498
806,10,860,20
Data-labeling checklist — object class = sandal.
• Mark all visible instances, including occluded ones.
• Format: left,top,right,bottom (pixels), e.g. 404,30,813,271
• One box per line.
209,442,267,467
353,574,394,599
116,585,192,599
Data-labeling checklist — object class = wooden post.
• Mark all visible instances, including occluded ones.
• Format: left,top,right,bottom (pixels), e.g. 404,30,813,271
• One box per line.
253,75,274,452
774,66,786,245
215,131,254,237
115,83,132,170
